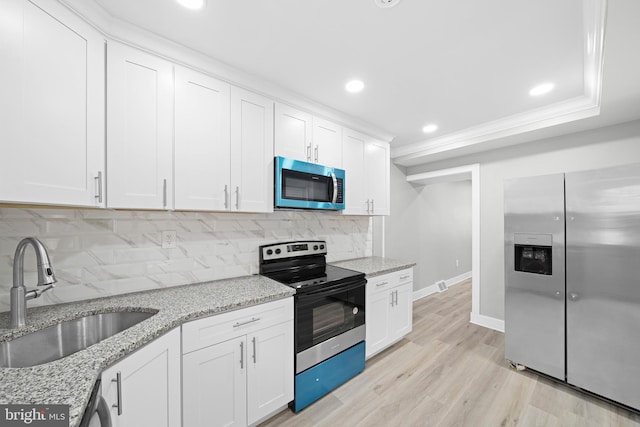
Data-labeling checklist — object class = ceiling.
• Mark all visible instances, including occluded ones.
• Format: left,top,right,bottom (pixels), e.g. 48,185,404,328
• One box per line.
79,0,639,165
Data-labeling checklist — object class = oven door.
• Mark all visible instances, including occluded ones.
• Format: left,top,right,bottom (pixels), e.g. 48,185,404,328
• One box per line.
295,279,365,360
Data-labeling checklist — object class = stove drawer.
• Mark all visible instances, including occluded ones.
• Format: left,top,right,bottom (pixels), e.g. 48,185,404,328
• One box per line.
182,297,293,354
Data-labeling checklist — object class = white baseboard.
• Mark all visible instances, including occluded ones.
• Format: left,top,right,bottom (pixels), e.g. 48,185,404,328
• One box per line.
445,271,472,287
412,271,472,302
412,284,439,301
470,312,505,333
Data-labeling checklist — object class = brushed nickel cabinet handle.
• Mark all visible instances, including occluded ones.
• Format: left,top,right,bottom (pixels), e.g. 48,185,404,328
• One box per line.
235,186,240,210
240,341,244,369
233,317,261,328
112,371,122,415
224,185,229,209
94,171,103,203
162,179,167,208
252,336,257,364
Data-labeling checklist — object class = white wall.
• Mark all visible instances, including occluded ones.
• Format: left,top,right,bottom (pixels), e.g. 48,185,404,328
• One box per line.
0,208,372,312
407,119,640,320
380,163,421,282
383,163,472,291
417,180,472,288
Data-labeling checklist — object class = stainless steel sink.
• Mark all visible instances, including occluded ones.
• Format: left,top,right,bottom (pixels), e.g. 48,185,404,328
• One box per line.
0,311,156,368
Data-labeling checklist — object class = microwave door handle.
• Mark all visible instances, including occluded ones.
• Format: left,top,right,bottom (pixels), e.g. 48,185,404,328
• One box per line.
330,172,338,204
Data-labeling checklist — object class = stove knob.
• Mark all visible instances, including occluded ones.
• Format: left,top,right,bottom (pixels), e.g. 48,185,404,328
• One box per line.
275,248,281,254
320,244,325,250
313,245,319,250
266,249,273,255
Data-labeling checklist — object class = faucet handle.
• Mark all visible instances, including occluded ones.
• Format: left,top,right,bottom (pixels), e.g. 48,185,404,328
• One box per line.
25,284,55,300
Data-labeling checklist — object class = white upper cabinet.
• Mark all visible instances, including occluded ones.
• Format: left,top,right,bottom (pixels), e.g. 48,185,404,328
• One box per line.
342,129,368,215
365,139,390,215
274,103,313,162
0,0,105,207
312,117,342,168
107,41,174,209
274,103,342,168
342,129,390,216
174,66,231,211
230,87,274,213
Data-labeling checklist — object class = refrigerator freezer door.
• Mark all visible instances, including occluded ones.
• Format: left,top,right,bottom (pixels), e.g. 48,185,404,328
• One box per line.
566,163,640,410
504,173,565,380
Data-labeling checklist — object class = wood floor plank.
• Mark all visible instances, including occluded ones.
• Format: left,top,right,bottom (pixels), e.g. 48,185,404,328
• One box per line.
259,280,640,427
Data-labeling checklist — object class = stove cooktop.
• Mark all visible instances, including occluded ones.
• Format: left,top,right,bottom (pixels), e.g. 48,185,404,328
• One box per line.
263,265,364,290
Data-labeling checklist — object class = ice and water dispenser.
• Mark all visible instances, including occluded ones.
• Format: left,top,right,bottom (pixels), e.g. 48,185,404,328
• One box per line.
514,233,552,275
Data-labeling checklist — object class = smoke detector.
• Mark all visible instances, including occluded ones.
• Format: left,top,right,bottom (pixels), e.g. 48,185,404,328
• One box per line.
375,0,402,8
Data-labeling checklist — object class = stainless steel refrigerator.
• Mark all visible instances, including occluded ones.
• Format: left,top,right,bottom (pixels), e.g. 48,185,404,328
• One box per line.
504,163,640,411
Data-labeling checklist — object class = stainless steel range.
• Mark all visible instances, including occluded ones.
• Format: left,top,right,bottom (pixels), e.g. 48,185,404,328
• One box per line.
259,240,366,412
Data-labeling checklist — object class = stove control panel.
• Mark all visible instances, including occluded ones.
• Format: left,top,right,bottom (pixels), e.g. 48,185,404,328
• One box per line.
260,240,327,261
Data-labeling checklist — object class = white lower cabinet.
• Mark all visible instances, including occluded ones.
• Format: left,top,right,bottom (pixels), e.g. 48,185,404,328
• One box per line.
365,268,413,359
101,328,181,427
182,298,294,427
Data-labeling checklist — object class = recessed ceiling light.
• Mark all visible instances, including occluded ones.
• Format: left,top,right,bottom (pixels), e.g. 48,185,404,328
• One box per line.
374,0,402,8
529,83,554,97
422,124,438,133
176,0,205,10
345,80,365,94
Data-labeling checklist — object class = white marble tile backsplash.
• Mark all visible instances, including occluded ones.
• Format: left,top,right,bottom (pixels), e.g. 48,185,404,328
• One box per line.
0,208,372,312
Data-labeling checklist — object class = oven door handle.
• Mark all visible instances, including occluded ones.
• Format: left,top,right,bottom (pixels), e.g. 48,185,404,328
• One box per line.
300,279,366,297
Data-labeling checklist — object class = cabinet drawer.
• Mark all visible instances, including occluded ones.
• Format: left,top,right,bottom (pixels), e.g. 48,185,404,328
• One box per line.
367,272,396,294
182,297,293,354
397,268,413,285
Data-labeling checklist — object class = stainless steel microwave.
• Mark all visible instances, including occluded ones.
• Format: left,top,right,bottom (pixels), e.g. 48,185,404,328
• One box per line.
275,156,345,210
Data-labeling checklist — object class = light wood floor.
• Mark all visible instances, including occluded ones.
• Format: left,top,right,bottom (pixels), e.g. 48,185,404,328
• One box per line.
260,279,640,427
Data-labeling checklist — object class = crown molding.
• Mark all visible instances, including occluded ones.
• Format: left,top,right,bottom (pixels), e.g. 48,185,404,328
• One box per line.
57,0,394,143
392,0,607,167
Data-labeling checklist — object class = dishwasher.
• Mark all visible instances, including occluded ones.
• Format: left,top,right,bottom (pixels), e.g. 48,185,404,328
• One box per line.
79,378,111,427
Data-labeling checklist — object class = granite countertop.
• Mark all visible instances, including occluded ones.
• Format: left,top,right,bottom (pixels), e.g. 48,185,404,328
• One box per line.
330,256,415,277
0,275,295,427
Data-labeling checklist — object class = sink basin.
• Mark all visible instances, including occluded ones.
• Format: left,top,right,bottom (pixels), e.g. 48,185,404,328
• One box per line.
0,311,156,368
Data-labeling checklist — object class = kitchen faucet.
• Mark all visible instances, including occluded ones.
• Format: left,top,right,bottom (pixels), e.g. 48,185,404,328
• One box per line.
9,237,57,328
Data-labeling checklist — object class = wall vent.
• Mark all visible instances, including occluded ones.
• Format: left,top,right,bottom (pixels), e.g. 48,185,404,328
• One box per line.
374,0,402,9
436,280,448,292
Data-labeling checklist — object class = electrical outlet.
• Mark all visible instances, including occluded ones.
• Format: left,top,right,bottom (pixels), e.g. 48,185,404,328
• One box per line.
161,230,177,249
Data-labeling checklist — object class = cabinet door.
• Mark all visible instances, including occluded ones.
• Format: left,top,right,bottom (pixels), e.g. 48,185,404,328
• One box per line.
365,288,392,359
230,87,274,213
102,328,181,427
312,118,342,168
341,128,367,215
175,67,231,211
0,0,105,207
274,103,313,162
107,41,173,209
365,140,390,215
247,322,294,425
182,337,247,427
390,282,413,340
